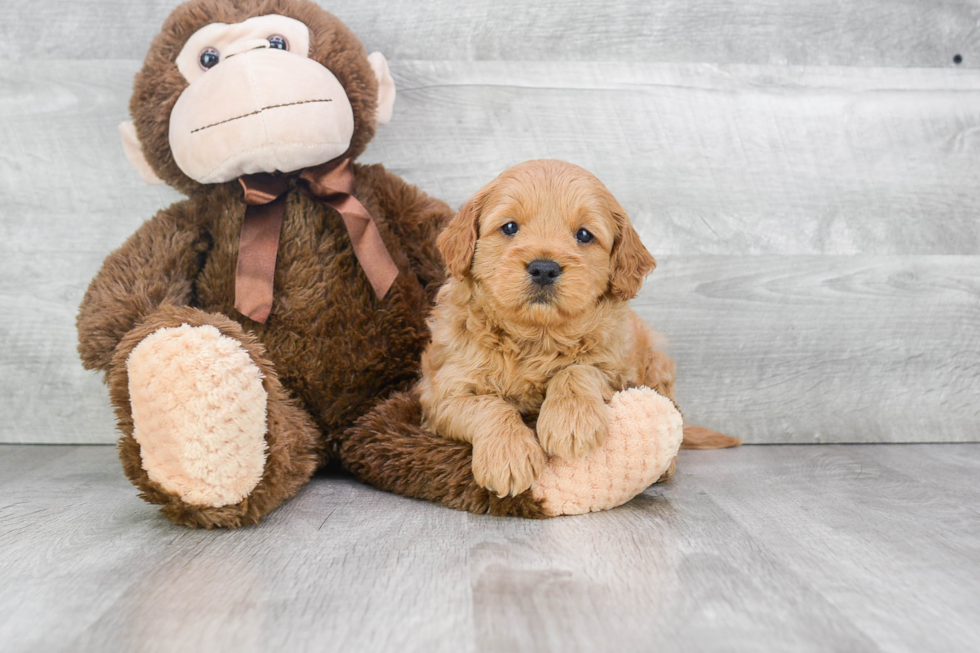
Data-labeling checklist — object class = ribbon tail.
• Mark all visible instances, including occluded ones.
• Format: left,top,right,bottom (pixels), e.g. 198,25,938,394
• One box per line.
342,211,400,299
235,194,287,323
300,157,399,300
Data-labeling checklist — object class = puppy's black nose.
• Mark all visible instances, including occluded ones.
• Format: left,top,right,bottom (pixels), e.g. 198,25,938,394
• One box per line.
527,259,562,286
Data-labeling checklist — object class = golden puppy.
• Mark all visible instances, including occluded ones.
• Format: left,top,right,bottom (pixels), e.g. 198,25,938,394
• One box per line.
419,160,733,498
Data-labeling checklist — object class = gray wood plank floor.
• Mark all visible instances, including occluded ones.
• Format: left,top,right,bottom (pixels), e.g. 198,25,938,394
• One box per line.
1,443,978,653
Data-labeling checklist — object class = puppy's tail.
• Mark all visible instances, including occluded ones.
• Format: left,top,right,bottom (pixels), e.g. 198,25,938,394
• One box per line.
681,424,742,450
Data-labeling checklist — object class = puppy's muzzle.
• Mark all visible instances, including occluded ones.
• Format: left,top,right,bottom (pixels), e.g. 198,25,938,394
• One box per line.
527,259,562,287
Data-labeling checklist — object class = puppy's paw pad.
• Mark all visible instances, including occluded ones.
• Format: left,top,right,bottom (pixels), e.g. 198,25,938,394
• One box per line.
532,387,683,516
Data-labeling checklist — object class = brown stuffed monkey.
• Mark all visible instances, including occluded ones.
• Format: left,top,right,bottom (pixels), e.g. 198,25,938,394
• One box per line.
78,0,687,529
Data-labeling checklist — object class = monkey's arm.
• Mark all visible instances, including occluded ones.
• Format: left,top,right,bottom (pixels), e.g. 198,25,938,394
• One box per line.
77,200,211,372
359,164,454,299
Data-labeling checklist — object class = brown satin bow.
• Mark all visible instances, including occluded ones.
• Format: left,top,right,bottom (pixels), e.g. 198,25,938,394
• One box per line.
234,157,399,323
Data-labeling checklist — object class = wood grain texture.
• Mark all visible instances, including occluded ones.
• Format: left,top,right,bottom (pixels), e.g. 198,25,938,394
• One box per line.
644,255,980,444
8,60,980,256
0,0,977,68
380,61,980,256
2,59,979,443
0,60,183,445
681,444,980,653
1,443,979,652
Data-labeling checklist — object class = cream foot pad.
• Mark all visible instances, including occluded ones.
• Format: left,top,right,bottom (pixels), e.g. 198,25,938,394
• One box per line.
531,387,683,516
127,324,268,507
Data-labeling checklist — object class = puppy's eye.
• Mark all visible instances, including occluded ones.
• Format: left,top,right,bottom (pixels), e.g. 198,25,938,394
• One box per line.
268,35,288,50
575,228,595,244
199,48,220,70
501,221,519,236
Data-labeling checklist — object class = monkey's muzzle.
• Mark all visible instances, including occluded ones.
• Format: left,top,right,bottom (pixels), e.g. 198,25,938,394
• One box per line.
169,48,355,184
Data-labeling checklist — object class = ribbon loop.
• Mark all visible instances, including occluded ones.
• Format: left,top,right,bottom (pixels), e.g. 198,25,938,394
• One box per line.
299,157,356,196
239,173,289,206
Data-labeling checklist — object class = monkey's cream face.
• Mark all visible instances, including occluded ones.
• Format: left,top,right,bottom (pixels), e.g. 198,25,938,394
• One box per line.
169,15,355,184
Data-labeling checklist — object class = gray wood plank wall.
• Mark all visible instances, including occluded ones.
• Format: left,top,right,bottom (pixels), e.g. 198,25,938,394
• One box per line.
0,1,977,443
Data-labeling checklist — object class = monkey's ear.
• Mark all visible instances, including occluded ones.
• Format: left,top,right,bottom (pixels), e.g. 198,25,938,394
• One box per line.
119,121,164,185
437,194,482,281
608,205,656,301
367,52,395,125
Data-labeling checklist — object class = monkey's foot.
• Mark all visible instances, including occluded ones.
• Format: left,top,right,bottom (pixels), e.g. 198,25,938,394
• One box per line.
531,387,683,516
127,324,269,508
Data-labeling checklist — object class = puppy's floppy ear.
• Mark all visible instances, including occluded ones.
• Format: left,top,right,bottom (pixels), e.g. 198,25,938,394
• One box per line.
609,204,656,301
437,192,482,280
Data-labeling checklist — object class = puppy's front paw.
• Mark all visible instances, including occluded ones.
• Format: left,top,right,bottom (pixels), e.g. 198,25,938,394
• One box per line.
537,395,610,460
472,427,547,497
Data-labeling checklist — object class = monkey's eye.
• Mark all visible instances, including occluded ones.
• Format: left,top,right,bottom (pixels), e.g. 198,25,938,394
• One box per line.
268,35,288,50
500,221,519,237
575,228,594,243
199,48,220,70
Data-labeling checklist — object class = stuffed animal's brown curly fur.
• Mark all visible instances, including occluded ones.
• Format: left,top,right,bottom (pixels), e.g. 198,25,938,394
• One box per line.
77,0,553,528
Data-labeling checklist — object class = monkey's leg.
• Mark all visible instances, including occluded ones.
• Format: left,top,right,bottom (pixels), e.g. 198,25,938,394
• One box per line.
108,306,322,529
340,390,550,518
340,388,683,518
